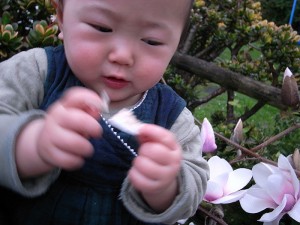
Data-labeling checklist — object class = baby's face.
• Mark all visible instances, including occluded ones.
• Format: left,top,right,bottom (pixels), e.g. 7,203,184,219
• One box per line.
59,0,189,109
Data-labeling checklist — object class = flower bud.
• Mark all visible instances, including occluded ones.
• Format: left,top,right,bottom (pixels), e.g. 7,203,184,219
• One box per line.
281,67,300,109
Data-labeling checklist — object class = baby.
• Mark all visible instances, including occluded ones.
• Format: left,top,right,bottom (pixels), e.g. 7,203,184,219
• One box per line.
0,0,209,224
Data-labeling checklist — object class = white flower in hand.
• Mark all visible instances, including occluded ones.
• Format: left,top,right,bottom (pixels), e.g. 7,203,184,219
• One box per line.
240,154,300,225
204,156,252,204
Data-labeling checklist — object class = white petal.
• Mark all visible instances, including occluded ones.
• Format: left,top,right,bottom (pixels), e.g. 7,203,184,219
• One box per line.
288,199,300,222
262,214,284,225
177,218,189,224
284,67,293,78
224,168,252,195
240,188,276,213
247,187,274,201
211,190,247,204
259,196,287,222
208,156,233,179
108,109,143,135
232,118,243,143
277,154,300,198
204,181,224,202
210,172,229,188
266,174,293,205
252,163,278,188
100,90,110,113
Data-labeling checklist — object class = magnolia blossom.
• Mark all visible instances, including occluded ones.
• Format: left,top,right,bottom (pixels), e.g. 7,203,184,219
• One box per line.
204,156,252,204
200,118,217,153
240,154,300,225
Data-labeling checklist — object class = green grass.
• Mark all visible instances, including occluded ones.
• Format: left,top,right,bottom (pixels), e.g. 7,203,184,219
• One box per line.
193,83,280,136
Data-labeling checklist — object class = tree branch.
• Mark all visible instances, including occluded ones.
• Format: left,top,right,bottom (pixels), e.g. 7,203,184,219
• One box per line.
171,52,289,110
190,87,226,109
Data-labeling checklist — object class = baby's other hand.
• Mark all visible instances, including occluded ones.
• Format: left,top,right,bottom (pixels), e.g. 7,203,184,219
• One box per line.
128,124,182,212
36,87,103,170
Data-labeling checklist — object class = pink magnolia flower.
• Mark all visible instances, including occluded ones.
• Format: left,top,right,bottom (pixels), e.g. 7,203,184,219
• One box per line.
240,154,300,225
200,118,217,153
204,156,252,204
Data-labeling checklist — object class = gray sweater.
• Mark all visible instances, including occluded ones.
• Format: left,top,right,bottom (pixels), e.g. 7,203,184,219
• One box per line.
0,48,209,224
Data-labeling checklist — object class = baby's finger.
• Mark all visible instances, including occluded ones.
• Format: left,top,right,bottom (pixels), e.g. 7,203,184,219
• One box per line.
60,87,104,117
47,104,102,138
40,144,86,170
49,126,95,157
138,142,181,166
138,124,179,150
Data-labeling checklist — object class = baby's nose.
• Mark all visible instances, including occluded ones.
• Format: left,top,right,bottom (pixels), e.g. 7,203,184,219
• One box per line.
108,41,134,66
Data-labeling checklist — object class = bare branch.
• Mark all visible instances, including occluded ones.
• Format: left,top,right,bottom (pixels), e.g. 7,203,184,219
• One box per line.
239,100,265,122
190,87,226,108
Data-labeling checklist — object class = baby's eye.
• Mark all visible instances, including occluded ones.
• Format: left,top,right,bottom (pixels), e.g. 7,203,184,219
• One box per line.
98,26,112,33
91,24,112,33
142,39,163,46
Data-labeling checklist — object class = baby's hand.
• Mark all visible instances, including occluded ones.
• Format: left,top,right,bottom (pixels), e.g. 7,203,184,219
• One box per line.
128,124,182,212
37,87,103,170
16,87,105,177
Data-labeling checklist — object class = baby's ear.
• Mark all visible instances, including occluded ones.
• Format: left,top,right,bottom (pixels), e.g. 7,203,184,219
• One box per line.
56,16,64,40
55,4,64,40
58,32,64,40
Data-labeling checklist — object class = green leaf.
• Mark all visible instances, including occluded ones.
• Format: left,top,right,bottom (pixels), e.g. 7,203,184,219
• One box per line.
1,11,11,25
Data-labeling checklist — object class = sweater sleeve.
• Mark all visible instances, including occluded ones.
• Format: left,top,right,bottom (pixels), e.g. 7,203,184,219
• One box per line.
0,48,60,197
120,107,209,224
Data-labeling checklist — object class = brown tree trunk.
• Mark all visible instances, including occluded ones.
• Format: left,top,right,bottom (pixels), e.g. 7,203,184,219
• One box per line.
171,52,288,110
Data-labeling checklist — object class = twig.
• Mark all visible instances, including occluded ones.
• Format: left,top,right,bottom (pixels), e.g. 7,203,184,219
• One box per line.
198,206,228,225
240,100,266,122
190,87,226,108
250,123,300,152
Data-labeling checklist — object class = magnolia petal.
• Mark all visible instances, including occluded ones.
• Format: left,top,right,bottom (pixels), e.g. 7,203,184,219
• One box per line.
211,190,247,204
108,108,143,135
177,218,189,224
208,156,233,179
252,163,278,188
224,168,252,195
232,118,243,144
288,199,300,222
246,187,274,202
240,188,276,213
259,196,287,222
200,118,217,153
266,174,293,205
202,137,217,153
262,214,284,225
100,90,110,113
284,67,293,78
204,181,224,202
210,172,229,189
277,154,300,198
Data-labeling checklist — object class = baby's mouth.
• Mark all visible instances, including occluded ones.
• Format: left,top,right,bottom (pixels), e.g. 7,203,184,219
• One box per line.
103,76,129,89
